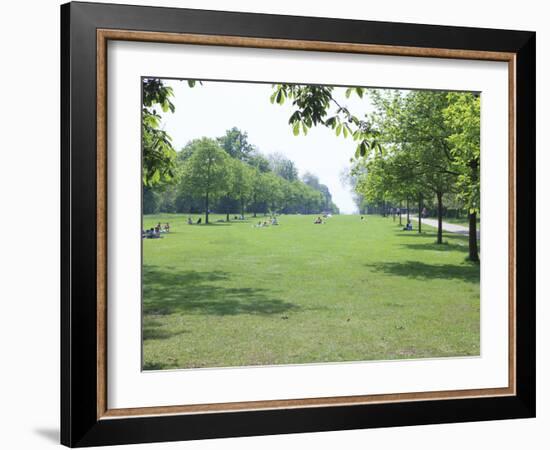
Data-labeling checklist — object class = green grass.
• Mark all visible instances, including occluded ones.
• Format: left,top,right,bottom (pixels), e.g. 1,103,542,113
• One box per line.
142,214,480,370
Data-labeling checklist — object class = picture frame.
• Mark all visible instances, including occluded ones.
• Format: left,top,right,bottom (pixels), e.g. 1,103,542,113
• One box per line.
60,1,536,447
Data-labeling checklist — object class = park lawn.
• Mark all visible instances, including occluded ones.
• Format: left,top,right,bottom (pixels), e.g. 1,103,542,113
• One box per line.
142,214,480,370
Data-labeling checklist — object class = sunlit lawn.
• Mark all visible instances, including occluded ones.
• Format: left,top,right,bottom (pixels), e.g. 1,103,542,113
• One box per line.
142,214,480,370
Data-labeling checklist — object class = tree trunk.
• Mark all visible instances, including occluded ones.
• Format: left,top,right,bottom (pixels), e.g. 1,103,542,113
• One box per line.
226,212,230,222
468,158,480,261
469,211,479,262
406,197,410,222
418,194,422,233
436,191,443,244
399,202,402,226
240,198,245,218
205,191,209,224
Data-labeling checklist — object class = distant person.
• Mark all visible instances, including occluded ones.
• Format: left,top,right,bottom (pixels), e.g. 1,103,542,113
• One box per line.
314,217,323,224
271,217,279,225
403,220,413,231
422,207,427,218
187,217,193,225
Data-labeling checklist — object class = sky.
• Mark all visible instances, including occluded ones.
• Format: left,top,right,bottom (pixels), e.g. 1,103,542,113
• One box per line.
157,79,376,214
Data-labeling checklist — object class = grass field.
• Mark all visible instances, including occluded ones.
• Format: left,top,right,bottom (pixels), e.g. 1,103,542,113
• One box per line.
142,214,480,370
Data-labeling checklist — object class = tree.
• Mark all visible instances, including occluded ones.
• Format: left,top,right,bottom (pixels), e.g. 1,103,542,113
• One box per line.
179,138,230,224
302,172,338,213
217,127,255,161
142,78,177,186
262,172,285,213
249,169,273,216
247,150,271,173
444,92,481,261
267,153,299,181
366,89,458,244
229,159,254,218
270,84,380,158
142,78,200,187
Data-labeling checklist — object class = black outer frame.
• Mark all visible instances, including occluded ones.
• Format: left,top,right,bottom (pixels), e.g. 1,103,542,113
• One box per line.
60,1,536,447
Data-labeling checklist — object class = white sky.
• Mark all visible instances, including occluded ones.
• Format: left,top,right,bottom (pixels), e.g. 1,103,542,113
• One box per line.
158,79,377,214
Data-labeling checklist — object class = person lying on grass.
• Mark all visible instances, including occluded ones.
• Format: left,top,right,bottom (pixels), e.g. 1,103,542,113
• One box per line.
143,228,162,239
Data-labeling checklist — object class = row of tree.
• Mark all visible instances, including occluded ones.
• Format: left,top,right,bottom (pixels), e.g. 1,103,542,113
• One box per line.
350,90,480,261
270,85,480,261
144,127,339,222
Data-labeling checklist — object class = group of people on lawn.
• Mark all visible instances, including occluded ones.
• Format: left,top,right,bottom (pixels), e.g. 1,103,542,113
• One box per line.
255,217,279,227
143,213,414,238
142,222,170,239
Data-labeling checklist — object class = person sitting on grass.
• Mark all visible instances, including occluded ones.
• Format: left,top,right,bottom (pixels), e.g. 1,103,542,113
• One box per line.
403,220,413,231
145,228,161,239
187,217,193,225
314,216,323,224
271,217,279,225
163,223,170,233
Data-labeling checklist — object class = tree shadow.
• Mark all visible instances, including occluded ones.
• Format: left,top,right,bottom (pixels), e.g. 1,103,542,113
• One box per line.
143,266,300,317
365,260,479,284
143,317,190,341
400,242,468,253
394,229,475,243
195,222,233,227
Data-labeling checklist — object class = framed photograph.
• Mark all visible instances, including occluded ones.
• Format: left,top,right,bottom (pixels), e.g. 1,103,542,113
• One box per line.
61,1,535,447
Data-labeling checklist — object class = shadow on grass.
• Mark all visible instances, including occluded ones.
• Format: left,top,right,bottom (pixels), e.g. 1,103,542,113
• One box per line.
143,317,190,341
394,229,476,243
400,241,468,253
143,266,299,317
365,260,479,284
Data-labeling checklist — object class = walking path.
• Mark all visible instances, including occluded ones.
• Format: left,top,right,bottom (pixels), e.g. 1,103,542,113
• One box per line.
411,216,480,238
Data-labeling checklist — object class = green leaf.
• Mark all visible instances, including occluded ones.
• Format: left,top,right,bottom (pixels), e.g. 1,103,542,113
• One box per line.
277,90,285,105
335,123,342,137
293,121,300,136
